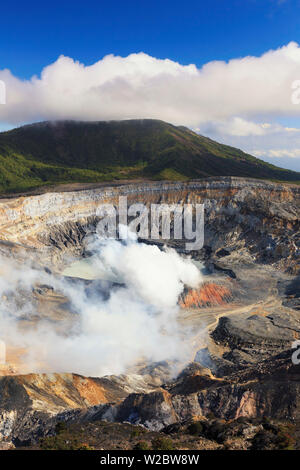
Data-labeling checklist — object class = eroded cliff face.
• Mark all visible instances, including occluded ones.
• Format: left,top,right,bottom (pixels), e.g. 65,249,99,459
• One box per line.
1,351,299,445
116,351,300,428
0,372,161,444
0,177,299,272
0,177,299,446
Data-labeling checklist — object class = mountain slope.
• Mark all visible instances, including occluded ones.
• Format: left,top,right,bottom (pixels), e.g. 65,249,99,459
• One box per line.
0,119,299,193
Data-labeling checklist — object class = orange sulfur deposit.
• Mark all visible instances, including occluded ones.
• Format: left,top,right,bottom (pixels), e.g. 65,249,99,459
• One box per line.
179,283,233,308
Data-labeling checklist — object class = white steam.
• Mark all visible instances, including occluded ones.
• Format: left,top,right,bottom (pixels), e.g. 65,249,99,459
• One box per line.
0,229,202,377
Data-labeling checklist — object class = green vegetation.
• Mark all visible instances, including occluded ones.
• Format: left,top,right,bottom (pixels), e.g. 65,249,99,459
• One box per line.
40,422,94,450
151,437,176,450
130,427,146,438
0,119,299,194
133,441,151,450
25,418,298,451
250,417,296,450
187,421,204,435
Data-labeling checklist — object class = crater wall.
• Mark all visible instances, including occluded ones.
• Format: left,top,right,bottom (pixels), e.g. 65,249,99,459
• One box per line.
0,177,299,271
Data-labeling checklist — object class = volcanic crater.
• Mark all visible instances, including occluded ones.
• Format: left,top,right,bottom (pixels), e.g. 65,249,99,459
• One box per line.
0,176,299,447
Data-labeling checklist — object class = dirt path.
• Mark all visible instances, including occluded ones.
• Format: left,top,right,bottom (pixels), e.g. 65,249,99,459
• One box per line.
182,284,282,364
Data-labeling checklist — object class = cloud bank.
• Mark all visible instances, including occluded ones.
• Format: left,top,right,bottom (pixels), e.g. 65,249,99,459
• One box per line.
0,42,300,170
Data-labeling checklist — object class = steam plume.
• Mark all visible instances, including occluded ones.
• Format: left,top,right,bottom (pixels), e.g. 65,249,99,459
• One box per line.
0,228,202,377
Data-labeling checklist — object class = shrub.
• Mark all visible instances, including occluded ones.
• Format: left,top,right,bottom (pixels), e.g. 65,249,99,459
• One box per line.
55,422,67,435
251,430,278,450
276,424,296,450
40,424,87,450
187,421,204,436
134,441,151,450
40,435,81,450
206,420,228,443
252,421,296,450
130,428,145,438
151,437,176,450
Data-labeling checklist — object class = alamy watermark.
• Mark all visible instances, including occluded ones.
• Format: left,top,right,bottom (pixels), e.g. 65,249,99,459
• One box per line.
95,196,204,251
0,80,6,105
291,340,300,365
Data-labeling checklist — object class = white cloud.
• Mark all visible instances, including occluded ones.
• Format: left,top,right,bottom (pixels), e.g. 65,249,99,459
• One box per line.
249,147,300,172
197,119,300,171
0,42,300,126
0,42,300,171
252,149,300,159
198,119,300,138
196,118,268,137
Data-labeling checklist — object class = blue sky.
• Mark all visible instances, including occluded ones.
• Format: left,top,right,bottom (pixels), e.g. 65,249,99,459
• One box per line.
0,0,300,171
1,0,299,78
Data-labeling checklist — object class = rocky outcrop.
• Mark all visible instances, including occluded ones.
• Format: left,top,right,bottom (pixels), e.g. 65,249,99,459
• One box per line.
1,351,299,443
110,351,300,430
0,372,162,444
212,312,300,350
0,177,299,272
